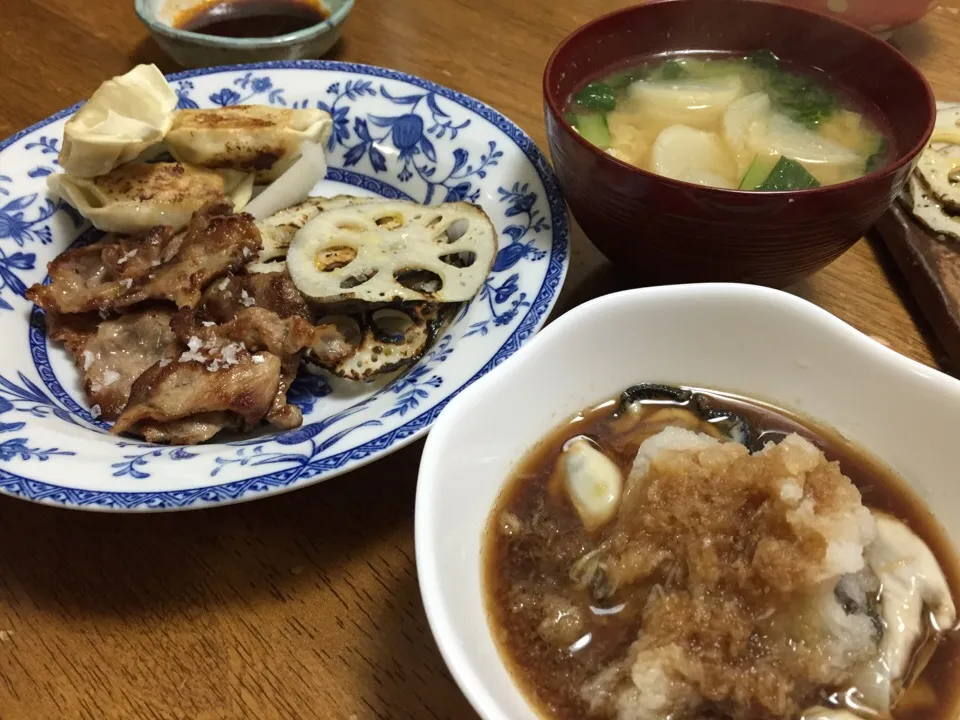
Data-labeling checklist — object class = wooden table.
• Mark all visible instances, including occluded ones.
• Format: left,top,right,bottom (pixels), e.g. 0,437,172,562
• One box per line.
1,1,958,718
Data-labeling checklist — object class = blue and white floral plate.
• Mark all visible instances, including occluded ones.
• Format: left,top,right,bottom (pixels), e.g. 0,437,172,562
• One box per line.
0,61,569,511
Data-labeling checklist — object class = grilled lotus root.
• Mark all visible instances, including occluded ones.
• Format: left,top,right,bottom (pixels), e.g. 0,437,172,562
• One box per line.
58,64,178,178
915,147,960,213
248,195,367,274
287,200,497,304
904,104,960,242
313,304,444,381
907,175,960,242
48,162,254,234
931,105,960,146
165,106,333,182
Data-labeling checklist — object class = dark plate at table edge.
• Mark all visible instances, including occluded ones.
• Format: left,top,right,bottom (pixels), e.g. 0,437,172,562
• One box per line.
874,199,960,369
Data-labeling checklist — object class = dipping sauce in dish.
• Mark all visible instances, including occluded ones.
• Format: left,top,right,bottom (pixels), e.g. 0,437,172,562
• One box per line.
484,384,960,720
565,52,891,191
174,0,328,37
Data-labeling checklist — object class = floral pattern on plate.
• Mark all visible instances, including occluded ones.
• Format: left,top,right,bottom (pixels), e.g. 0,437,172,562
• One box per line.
0,60,569,510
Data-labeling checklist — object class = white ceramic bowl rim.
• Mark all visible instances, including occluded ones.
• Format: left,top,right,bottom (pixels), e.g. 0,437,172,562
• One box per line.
135,0,355,48
415,282,960,720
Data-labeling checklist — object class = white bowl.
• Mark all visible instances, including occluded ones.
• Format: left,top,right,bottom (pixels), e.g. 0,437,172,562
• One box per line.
415,282,960,720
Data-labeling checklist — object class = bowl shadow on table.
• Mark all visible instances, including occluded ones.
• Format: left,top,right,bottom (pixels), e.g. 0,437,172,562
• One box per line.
556,218,957,375
128,34,349,73
862,227,957,373
891,20,935,65
0,439,477,719
788,226,956,375
551,222,642,316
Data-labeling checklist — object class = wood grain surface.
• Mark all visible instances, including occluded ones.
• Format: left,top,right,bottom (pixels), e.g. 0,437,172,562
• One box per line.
1,1,959,718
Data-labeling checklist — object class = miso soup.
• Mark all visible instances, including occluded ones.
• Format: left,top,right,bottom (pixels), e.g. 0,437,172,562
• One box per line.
484,385,959,720
565,53,891,190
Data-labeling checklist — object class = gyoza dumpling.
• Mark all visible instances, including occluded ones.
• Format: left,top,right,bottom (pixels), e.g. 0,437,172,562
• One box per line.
59,64,177,178
48,162,254,233
164,106,333,182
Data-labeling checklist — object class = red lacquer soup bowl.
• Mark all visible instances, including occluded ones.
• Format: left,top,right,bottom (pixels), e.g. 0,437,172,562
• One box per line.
543,0,935,287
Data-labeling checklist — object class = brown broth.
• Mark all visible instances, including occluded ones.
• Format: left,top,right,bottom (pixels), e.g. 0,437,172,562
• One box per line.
175,0,328,38
483,387,960,720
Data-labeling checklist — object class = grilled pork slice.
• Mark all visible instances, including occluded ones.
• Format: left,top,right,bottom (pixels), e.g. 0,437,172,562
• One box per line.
111,306,351,443
47,308,176,420
27,202,261,314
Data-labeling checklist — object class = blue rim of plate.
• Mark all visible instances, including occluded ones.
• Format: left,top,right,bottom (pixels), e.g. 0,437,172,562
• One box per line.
0,60,570,511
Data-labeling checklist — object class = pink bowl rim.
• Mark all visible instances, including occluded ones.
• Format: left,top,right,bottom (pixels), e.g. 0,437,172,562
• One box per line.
542,0,937,197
